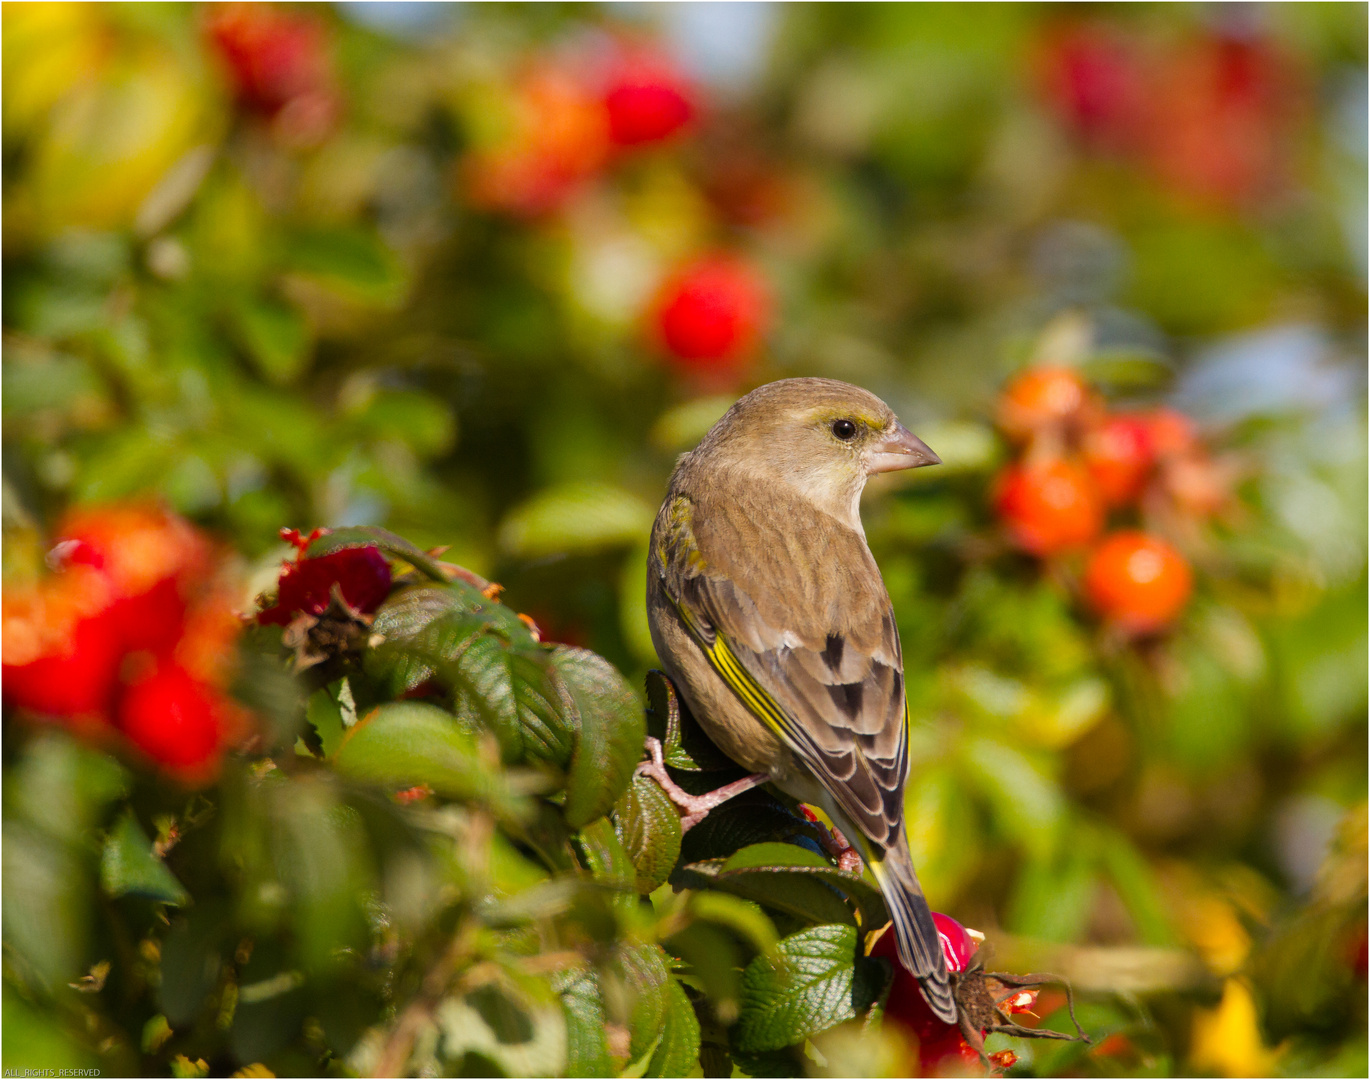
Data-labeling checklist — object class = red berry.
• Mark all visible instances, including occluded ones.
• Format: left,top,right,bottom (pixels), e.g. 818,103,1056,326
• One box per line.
932,912,977,974
654,256,769,374
870,912,979,1039
2,614,122,719
206,3,331,116
995,459,1104,555
1083,414,1154,505
604,53,694,146
54,505,211,653
1084,531,1193,632
117,664,223,770
258,546,392,625
998,367,1091,441
1036,23,1146,151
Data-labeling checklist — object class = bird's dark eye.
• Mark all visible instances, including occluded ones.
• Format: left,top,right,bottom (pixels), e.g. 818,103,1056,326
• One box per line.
831,419,858,441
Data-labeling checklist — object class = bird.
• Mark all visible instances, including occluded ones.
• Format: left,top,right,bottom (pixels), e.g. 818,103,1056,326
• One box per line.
645,376,955,1024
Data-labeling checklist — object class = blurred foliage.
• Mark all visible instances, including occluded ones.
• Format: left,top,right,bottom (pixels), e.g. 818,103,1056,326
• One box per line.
3,2,1367,1077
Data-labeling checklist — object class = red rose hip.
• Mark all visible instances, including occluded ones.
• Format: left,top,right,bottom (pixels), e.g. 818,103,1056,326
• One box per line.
995,459,1104,555
653,255,769,375
117,664,223,770
1085,530,1193,632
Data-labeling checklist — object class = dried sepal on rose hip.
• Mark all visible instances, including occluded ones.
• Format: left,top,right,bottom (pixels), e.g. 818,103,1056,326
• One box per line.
870,912,1090,1074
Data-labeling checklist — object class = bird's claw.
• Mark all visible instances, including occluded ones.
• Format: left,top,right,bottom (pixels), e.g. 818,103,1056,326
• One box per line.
799,805,864,873
635,736,768,833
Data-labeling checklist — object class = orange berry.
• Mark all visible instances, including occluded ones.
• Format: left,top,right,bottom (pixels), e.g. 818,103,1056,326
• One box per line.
1138,407,1197,459
998,367,1089,440
1083,413,1154,505
1084,531,1193,632
995,459,1104,555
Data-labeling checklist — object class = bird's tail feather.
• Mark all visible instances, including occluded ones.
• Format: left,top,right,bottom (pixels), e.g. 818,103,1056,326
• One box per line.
869,834,957,1025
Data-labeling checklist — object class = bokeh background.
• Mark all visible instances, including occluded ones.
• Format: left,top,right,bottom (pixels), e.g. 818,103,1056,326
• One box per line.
3,2,1366,1076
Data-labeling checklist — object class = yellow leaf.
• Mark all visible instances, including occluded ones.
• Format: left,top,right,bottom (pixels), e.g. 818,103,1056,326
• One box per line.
1189,979,1280,1078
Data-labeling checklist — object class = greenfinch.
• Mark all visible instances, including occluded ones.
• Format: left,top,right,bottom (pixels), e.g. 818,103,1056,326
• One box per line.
647,377,954,1023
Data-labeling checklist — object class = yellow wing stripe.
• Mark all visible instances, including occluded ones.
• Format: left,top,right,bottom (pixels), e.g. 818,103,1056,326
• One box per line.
669,593,793,742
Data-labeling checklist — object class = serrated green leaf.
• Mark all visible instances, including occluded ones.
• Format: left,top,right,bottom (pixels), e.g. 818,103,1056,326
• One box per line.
305,525,449,582
735,924,886,1054
100,809,190,906
332,702,487,801
605,942,670,1061
557,969,614,1078
614,774,683,894
643,976,701,1078
673,857,856,929
555,646,646,828
712,843,888,929
679,788,818,865
645,669,735,772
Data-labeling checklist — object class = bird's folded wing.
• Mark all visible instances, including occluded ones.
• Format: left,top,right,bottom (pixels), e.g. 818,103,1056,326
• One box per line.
657,496,909,849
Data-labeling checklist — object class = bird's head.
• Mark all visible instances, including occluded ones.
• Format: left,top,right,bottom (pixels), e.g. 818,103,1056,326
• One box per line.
691,378,940,526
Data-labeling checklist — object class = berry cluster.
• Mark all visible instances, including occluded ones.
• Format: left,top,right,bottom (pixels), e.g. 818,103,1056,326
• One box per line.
993,366,1228,634
2,506,248,779
1037,22,1302,209
463,41,695,218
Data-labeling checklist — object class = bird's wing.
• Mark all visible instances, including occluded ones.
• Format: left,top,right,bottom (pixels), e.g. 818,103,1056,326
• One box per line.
654,491,909,849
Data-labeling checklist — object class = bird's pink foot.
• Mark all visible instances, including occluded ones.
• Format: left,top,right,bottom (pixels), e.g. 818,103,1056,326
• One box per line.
635,736,768,832
800,806,864,873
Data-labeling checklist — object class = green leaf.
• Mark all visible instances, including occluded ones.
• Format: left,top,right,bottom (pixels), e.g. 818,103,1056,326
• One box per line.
614,774,683,894
284,226,407,308
687,893,779,959
673,855,857,930
232,294,310,384
8,731,128,843
663,921,744,1021
557,969,614,1078
305,525,451,582
679,788,819,865
498,481,655,558
645,669,735,772
961,736,1065,859
332,702,489,801
643,976,701,1078
712,842,887,929
574,818,637,920
3,822,88,993
555,646,646,828
100,809,190,905
306,681,352,759
1096,827,1177,947
605,942,670,1061
735,924,887,1054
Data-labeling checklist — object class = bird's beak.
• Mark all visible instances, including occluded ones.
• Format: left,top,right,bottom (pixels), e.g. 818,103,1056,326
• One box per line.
867,422,941,474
